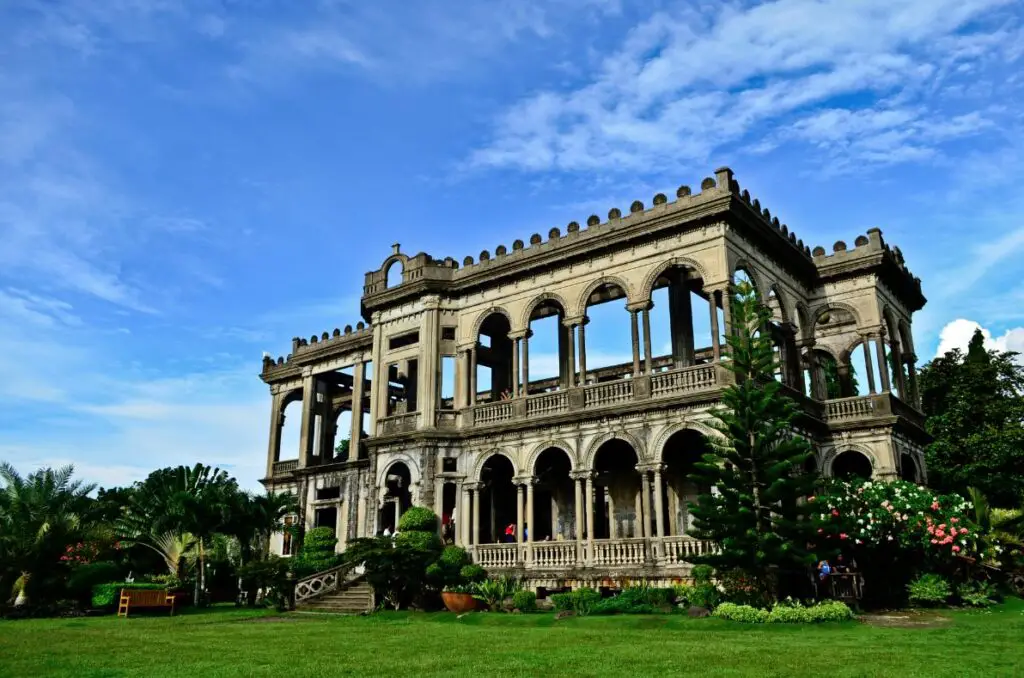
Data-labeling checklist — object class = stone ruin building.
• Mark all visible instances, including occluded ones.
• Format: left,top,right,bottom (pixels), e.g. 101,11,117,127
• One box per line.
260,166,928,590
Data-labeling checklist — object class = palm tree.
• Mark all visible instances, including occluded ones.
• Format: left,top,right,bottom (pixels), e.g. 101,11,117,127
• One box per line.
225,491,298,566
968,487,1024,566
0,464,96,606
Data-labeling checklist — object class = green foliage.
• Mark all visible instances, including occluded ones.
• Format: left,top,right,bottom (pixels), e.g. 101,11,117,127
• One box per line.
714,600,853,623
551,587,602,616
398,507,439,533
90,582,166,608
439,545,471,569
291,527,340,577
919,329,1024,507
907,574,952,607
512,590,537,612
344,536,437,610
591,586,675,615
394,530,442,554
66,562,121,604
688,582,723,610
460,564,487,583
237,556,290,609
0,463,97,605
958,580,998,608
690,564,714,584
719,569,772,608
686,281,818,603
429,546,474,591
472,575,522,611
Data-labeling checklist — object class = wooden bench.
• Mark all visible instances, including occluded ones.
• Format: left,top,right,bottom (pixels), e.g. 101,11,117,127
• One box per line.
117,589,176,617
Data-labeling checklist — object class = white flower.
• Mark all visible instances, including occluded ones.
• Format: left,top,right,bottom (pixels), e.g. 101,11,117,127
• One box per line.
887,535,894,541
857,519,864,525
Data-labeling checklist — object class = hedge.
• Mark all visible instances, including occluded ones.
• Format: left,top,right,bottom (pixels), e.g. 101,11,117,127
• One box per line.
91,582,168,608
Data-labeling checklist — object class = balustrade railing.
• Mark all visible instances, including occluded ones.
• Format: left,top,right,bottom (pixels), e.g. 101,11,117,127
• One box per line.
435,411,458,429
474,401,515,425
824,395,875,421
473,543,519,569
658,536,716,564
294,563,353,603
650,364,716,397
590,538,648,566
526,391,569,417
584,380,633,408
378,412,419,435
272,459,298,475
531,542,576,569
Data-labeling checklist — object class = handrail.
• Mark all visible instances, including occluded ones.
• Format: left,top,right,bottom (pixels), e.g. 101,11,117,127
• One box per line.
293,562,356,603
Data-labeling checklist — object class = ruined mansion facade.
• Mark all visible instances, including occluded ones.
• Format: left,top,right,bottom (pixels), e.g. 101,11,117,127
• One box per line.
259,167,928,586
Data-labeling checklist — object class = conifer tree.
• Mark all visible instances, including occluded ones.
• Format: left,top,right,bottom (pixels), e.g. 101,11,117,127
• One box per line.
686,281,818,602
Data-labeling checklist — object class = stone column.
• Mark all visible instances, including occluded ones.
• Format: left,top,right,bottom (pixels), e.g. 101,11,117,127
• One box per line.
521,331,531,397
585,473,595,565
642,304,653,374
573,473,584,561
577,320,587,386
653,467,665,540
721,286,733,342
639,468,652,540
349,361,365,461
565,320,577,387
516,483,525,545
459,483,470,546
861,339,877,394
469,346,478,406
512,336,521,399
709,290,721,362
266,390,283,478
875,333,892,392
906,354,920,407
471,485,481,546
630,309,641,377
526,479,535,562
297,370,315,469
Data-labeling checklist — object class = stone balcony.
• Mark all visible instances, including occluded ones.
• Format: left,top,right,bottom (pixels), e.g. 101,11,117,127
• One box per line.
470,536,716,574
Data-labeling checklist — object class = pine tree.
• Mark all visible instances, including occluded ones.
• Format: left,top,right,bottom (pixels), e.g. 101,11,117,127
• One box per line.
686,281,818,602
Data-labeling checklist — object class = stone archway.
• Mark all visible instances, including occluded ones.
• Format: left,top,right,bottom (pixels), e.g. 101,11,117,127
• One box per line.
831,450,873,480
533,447,575,541
592,437,642,539
479,453,516,543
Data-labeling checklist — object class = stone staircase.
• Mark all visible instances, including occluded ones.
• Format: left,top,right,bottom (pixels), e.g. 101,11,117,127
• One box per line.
296,579,374,614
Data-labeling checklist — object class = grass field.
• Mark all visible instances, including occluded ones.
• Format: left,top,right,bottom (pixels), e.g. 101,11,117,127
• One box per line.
1,599,1022,677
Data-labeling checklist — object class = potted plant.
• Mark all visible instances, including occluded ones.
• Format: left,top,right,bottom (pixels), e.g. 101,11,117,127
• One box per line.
441,583,478,613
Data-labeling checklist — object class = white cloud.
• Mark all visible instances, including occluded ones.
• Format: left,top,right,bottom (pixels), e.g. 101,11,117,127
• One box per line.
934,318,1024,358
469,0,1018,175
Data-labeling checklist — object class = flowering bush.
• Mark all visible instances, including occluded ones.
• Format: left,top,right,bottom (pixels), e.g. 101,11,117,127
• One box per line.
810,479,978,563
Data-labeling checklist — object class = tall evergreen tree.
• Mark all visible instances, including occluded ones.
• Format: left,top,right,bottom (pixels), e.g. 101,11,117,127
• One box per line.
686,281,818,602
919,329,1024,507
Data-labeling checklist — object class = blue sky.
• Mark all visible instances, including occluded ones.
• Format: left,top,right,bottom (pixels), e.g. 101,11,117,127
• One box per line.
2,0,1023,490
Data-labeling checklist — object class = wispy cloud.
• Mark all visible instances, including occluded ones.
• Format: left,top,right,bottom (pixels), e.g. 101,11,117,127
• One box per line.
468,0,1020,176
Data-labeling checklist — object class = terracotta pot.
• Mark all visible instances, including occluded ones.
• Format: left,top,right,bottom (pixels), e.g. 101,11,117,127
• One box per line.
442,591,477,613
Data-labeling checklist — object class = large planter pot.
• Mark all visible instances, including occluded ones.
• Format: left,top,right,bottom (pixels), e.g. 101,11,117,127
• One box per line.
442,592,477,613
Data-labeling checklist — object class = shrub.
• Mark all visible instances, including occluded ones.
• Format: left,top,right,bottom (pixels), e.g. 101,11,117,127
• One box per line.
67,562,121,604
720,569,772,608
395,530,443,554
291,527,340,577
460,564,487,583
551,587,602,616
398,507,439,533
714,602,769,623
344,536,437,610
512,590,537,612
237,557,290,609
689,582,723,610
592,586,675,615
473,575,522,611
715,600,853,624
908,573,952,607
691,564,714,584
672,583,693,606
959,580,998,608
439,546,471,570
91,582,166,609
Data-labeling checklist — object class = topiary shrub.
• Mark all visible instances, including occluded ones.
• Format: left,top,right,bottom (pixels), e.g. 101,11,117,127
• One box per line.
512,590,537,612
551,587,601,616
291,527,340,577
67,562,121,605
908,574,952,607
395,530,442,554
91,582,166,609
440,545,471,569
398,507,439,533
460,564,487,583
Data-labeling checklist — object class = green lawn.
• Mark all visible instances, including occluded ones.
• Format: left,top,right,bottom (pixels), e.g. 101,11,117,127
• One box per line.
1,600,1022,677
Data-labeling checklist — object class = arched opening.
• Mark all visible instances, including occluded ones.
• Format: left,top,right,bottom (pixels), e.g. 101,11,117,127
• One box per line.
899,454,919,483
831,451,872,481
647,264,715,371
583,282,632,381
380,462,412,534
479,454,516,544
533,448,574,541
278,394,303,462
476,312,513,402
385,260,403,288
525,298,568,394
593,438,641,539
660,429,711,537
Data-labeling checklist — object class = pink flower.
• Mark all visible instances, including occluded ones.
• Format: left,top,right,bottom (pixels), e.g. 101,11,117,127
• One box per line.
809,496,816,502
952,545,961,553
817,528,824,534
931,501,940,510
930,539,938,544
840,533,848,540
950,517,958,524
939,524,946,530
832,510,840,517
